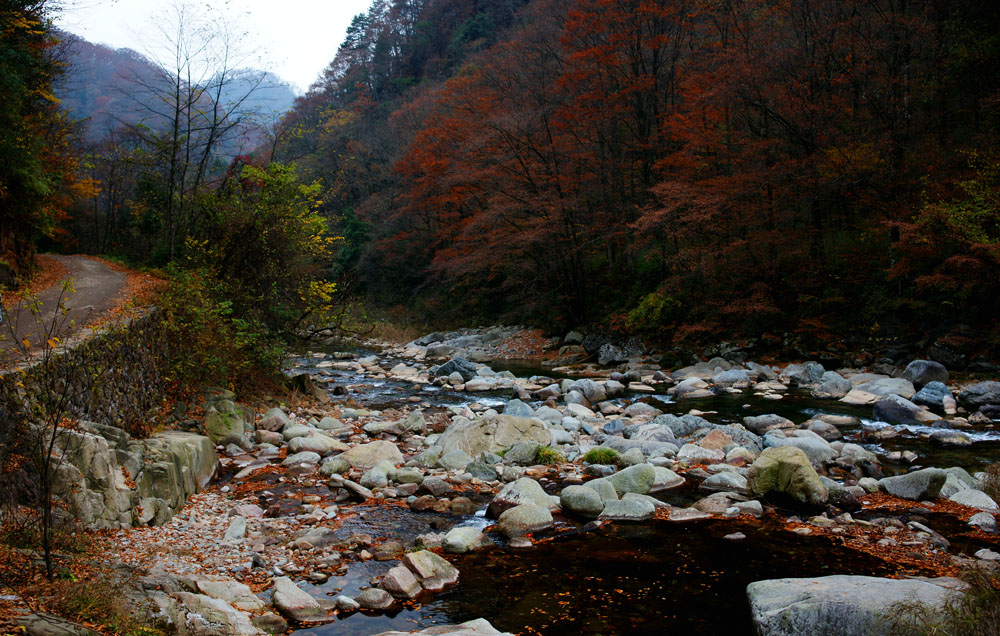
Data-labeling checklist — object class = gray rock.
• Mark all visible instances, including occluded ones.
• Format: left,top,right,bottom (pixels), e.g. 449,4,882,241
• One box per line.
856,377,916,399
271,576,327,623
487,478,558,517
930,430,972,447
958,381,1000,408
811,372,851,399
873,394,938,427
194,577,265,611
712,369,751,388
356,587,394,610
747,446,828,506
251,613,288,634
599,496,656,521
747,575,964,636
902,360,949,388
436,415,552,458
622,402,663,417
224,516,247,542
700,472,748,493
14,614,101,636
783,362,825,386
584,477,620,502
969,512,998,533
560,485,606,518
174,592,264,636
438,449,474,471
763,430,835,464
569,379,607,403
257,407,291,433
742,414,795,435
649,413,712,438
435,357,479,382
281,451,321,467
949,489,999,512
338,441,404,470
320,457,351,476
912,382,953,409
382,565,422,598
608,463,656,496
203,401,247,443
502,399,534,418
878,468,947,500
402,550,460,589
442,526,493,553
650,467,685,492
497,504,554,537
504,441,541,466
288,434,349,455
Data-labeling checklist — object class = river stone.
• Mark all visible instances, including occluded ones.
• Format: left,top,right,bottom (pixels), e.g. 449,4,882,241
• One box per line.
569,378,607,403
466,459,498,481
902,359,949,388
281,451,321,467
321,457,350,476
295,526,338,549
747,446,828,506
677,444,725,464
290,433,350,455
856,377,916,399
195,578,265,611
712,369,751,388
958,381,1000,408
251,613,287,634
560,485,605,517
873,394,939,426
438,449,474,471
672,377,713,399
271,577,327,622
584,477,619,502
174,592,263,636
442,526,493,553
930,429,972,447
701,471,748,493
623,402,663,417
599,496,655,521
650,467,685,492
742,414,795,435
969,512,998,533
487,478,559,517
356,587,394,610
224,516,247,542
783,362,825,386
763,430,834,464
878,467,946,500
498,504,554,537
608,463,656,496
382,565,422,598
203,401,247,443
949,489,999,512
811,372,852,399
533,406,563,424
372,618,512,636
912,382,952,409
435,357,479,382
746,575,964,636
389,467,424,484
338,441,405,470
360,464,390,489
504,441,541,465
694,491,743,514
436,415,553,457
402,550,460,589
503,399,534,418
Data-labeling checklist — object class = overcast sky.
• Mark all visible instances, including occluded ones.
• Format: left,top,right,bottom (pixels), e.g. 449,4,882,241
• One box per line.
56,0,373,93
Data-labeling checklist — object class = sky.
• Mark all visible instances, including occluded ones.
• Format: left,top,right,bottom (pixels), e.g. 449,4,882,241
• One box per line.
55,0,374,93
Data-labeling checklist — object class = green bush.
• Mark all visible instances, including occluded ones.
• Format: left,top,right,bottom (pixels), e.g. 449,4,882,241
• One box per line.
627,290,682,338
535,445,564,465
582,448,621,465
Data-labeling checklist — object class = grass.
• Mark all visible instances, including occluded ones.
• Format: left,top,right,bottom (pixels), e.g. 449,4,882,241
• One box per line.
44,572,165,636
535,445,564,465
582,447,621,465
884,567,1000,636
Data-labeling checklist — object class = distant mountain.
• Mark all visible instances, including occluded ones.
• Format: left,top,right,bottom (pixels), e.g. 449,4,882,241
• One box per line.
54,32,297,142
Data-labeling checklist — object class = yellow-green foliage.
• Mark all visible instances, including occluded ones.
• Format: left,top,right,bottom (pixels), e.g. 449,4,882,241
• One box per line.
627,290,682,337
582,448,621,465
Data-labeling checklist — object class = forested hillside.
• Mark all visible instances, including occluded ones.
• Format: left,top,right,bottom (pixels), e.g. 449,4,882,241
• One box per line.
278,0,1000,354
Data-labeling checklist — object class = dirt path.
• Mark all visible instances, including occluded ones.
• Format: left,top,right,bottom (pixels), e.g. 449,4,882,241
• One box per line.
0,254,126,358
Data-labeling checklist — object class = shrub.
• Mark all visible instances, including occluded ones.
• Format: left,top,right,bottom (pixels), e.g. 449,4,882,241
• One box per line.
982,462,1000,502
884,567,1000,636
626,290,682,339
535,445,564,465
582,448,621,465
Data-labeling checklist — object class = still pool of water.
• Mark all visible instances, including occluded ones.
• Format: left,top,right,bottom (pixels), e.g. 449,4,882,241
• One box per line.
293,519,902,635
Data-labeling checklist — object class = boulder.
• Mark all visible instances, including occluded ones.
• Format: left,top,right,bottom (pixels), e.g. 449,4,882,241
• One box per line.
442,527,493,554
502,399,534,419
811,372,851,399
560,485,606,518
599,495,656,521
288,434,349,455
700,472,748,493
912,382,953,409
497,504,554,537
607,463,656,496
436,415,552,457
763,430,835,465
487,478,558,517
194,578,265,612
435,358,479,382
855,377,916,399
402,550,460,589
958,381,1000,409
712,369,751,388
902,360,949,388
948,489,999,512
747,575,964,636
930,430,972,448
257,408,291,433
356,588,394,610
337,441,404,470
873,394,939,427
382,565,422,598
878,468,947,500
747,446,828,506
203,401,247,443
783,362,824,386
271,577,327,623
742,414,795,435
173,592,264,636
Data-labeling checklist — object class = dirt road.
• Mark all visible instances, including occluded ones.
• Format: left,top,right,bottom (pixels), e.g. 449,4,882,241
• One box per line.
0,255,126,359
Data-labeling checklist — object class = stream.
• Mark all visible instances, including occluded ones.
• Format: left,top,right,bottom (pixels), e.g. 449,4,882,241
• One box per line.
279,344,1000,635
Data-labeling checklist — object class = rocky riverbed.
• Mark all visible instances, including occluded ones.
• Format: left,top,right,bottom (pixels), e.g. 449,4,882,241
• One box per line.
14,326,1000,636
